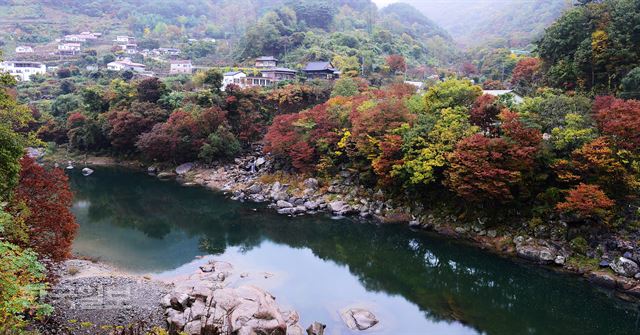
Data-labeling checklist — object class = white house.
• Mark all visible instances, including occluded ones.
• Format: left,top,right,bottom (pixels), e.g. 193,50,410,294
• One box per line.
107,59,146,72
0,61,46,81
119,44,138,54
15,46,34,54
482,90,524,104
58,43,81,55
222,71,247,91
169,60,193,74
114,36,135,43
404,80,425,92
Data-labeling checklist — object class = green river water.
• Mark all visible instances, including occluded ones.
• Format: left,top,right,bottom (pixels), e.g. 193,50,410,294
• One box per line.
68,167,639,335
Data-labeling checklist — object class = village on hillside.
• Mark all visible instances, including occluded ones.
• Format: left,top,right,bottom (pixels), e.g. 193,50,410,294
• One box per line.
0,29,524,101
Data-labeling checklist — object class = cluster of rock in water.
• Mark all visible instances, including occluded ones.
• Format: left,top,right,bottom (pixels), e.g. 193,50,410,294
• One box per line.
162,260,378,335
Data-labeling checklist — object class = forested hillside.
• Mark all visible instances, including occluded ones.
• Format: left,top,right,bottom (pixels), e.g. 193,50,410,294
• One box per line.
237,1,456,72
537,0,640,95
397,0,571,47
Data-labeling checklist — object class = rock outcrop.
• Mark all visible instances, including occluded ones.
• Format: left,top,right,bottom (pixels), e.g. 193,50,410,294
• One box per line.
163,260,303,335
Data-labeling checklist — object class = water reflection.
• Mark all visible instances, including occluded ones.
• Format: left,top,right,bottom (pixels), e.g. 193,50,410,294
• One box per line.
69,168,639,335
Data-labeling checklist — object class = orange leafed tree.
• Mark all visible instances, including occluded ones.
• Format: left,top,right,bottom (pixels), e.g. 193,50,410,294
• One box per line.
12,156,78,262
556,183,614,221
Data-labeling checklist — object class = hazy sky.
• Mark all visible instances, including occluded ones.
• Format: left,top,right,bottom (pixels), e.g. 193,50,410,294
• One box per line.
372,0,397,7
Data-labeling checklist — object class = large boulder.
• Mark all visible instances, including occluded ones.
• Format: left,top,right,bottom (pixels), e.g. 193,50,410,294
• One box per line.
610,257,640,277
515,240,558,265
277,200,293,208
247,183,262,194
176,162,194,175
340,308,378,331
329,201,353,215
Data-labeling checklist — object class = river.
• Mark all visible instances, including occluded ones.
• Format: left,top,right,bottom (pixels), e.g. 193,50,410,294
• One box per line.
68,167,639,335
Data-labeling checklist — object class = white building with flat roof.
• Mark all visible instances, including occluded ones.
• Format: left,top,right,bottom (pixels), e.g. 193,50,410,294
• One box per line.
58,43,81,55
15,46,34,54
169,60,193,74
0,61,46,81
107,59,146,72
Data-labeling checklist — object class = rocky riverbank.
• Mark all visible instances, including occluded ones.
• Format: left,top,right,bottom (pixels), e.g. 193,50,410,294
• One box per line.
145,149,640,303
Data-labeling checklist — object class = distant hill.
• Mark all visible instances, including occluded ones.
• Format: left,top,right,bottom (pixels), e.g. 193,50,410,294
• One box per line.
391,0,572,48
236,1,457,69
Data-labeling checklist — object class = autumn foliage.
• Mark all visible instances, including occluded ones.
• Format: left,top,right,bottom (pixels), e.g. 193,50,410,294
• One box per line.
594,97,640,152
11,156,78,262
264,104,341,171
386,54,407,73
445,111,541,202
556,183,614,221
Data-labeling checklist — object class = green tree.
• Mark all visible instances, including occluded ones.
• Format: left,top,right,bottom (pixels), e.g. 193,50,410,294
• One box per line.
331,77,359,97
397,107,479,186
0,73,33,200
423,79,482,113
199,125,241,162
620,67,640,99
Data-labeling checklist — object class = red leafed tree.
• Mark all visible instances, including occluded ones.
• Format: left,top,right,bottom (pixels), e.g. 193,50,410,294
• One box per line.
460,62,477,77
511,57,542,94
106,102,168,152
556,183,614,221
592,95,616,113
470,94,501,135
386,54,406,73
372,134,403,186
12,156,78,262
500,110,542,149
349,98,414,153
136,110,204,163
482,80,506,90
445,111,540,202
264,104,340,171
595,98,640,151
445,135,522,202
224,86,265,143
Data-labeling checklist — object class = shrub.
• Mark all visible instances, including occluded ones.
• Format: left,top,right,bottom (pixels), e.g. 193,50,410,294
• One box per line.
199,125,241,162
570,236,588,255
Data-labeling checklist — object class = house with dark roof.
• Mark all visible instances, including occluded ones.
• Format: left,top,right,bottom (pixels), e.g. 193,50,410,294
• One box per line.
302,61,339,80
255,56,278,68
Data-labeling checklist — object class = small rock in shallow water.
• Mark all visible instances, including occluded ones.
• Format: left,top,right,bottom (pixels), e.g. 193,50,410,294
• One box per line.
599,260,610,268
306,322,326,335
340,308,379,331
